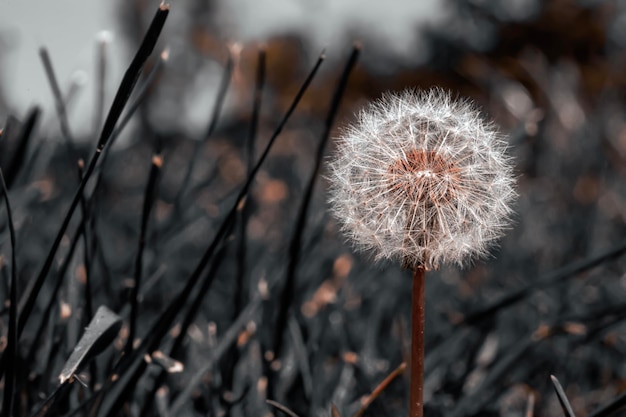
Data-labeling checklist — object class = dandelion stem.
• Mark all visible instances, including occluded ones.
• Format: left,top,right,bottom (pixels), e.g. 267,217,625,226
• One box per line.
410,266,425,417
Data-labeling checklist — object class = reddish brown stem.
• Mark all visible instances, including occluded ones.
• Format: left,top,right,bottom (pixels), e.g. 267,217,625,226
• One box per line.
410,267,426,417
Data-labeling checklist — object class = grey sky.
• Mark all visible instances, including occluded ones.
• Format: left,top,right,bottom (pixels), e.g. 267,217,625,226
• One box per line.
0,0,446,136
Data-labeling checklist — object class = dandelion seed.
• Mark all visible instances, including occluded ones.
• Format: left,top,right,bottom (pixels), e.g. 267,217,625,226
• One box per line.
327,88,516,271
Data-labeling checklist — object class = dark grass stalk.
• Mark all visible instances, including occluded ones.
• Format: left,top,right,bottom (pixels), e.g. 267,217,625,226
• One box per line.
84,50,167,308
16,3,169,340
92,48,168,192
0,167,18,417
76,160,96,391
125,150,162,356
410,267,425,417
166,51,234,226
24,222,85,371
93,32,109,138
4,107,40,189
269,44,359,400
550,375,577,417
235,47,265,319
39,47,80,162
354,362,407,417
287,315,313,397
76,160,94,326
31,380,73,417
63,71,85,110
93,53,325,417
463,239,626,325
226,47,266,398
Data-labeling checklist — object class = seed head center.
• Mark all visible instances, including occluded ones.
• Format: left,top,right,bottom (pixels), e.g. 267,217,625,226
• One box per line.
388,149,459,204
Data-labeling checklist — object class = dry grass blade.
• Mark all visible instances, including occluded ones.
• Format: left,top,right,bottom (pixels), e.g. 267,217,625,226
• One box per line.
331,404,342,417
354,362,407,417
58,305,122,384
525,392,535,417
550,375,577,417
267,399,301,417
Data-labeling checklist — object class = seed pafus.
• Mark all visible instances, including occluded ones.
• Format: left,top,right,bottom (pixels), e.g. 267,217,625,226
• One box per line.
327,88,516,270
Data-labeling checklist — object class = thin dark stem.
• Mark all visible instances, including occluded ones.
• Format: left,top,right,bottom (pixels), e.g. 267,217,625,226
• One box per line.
39,47,79,162
4,107,40,189
169,50,234,216
410,267,425,417
126,151,162,356
94,32,109,138
0,167,17,417
270,45,359,399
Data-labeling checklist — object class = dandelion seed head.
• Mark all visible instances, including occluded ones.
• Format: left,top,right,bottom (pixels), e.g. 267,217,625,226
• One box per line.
327,88,516,270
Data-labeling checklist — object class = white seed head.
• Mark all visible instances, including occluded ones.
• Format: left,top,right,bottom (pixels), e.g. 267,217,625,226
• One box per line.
326,88,516,270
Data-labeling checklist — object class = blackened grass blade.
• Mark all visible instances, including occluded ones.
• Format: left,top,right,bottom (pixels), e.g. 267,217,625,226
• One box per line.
125,151,162,356
550,375,577,417
168,48,234,225
270,44,360,401
4,107,40,189
94,48,168,181
234,47,265,315
76,160,97,391
225,49,266,412
588,390,626,417
39,46,79,162
16,3,169,340
97,52,325,417
0,167,18,417
463,239,626,326
76,160,94,325
29,382,73,417
25,222,85,369
58,305,122,385
93,31,111,139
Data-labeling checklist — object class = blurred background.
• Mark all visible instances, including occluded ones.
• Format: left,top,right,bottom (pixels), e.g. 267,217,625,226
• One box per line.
2,0,626,416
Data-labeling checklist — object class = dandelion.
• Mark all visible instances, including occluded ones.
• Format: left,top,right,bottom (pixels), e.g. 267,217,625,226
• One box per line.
326,88,516,417
327,88,515,271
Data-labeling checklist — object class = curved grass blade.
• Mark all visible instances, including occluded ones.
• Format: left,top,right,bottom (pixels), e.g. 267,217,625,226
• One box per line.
39,46,79,162
58,305,122,385
0,167,18,417
267,400,301,417
550,375,577,417
125,151,162,355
